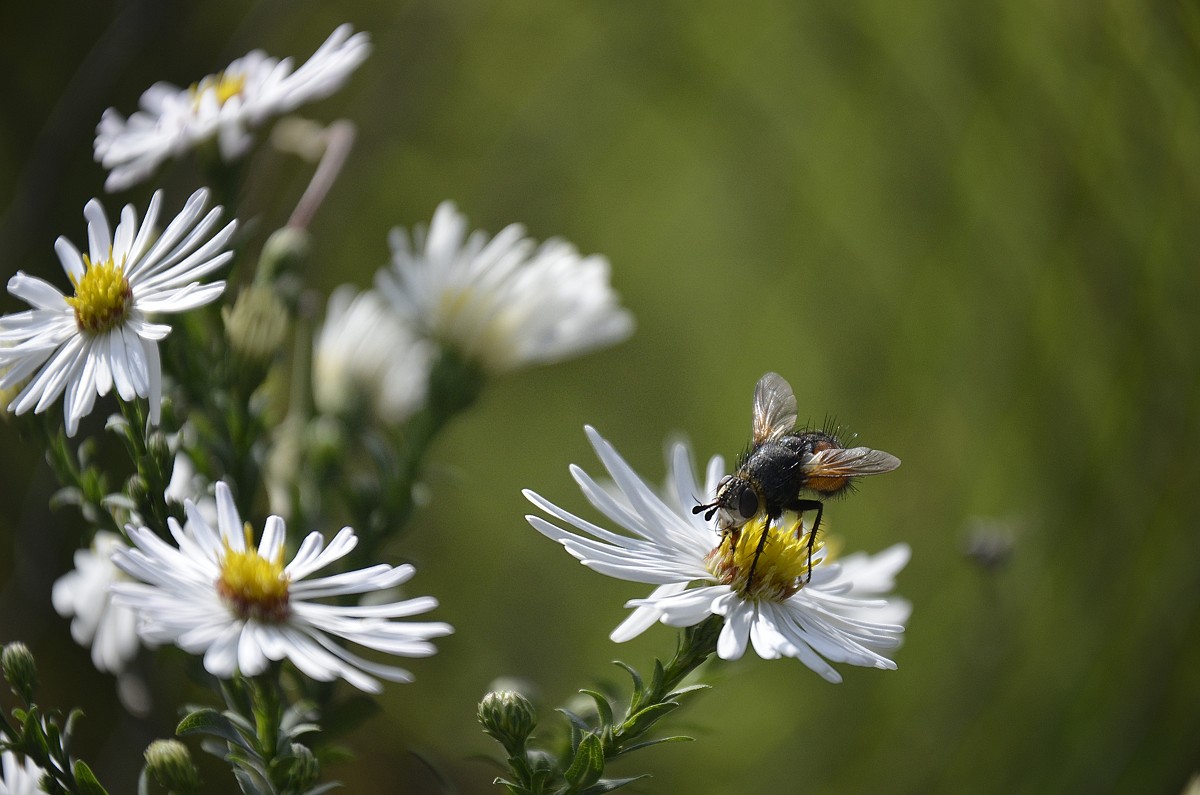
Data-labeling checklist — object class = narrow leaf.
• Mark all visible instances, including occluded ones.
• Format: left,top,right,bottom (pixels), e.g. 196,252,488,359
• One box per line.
556,708,591,734
665,683,710,701
613,735,694,757
564,733,605,790
648,660,666,699
579,775,651,794
619,702,679,738
613,661,643,708
177,708,254,752
579,689,614,728
72,760,109,795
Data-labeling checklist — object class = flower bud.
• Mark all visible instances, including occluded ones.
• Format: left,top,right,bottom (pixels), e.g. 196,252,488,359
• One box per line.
478,690,537,755
257,227,311,283
222,285,290,363
143,739,201,794
1,643,37,702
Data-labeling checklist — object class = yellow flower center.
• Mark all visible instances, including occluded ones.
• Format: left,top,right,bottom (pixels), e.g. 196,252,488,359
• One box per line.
705,513,824,601
191,72,247,108
65,254,132,334
216,524,290,622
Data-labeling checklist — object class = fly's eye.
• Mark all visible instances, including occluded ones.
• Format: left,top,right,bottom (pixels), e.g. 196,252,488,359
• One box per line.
737,489,759,519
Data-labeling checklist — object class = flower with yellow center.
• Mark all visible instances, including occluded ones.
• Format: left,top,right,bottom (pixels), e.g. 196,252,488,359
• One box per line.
526,426,911,683
111,482,452,693
376,201,634,374
190,72,248,109
95,25,371,192
0,189,236,435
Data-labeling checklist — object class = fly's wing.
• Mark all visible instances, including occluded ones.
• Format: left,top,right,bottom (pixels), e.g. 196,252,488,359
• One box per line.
751,372,799,444
801,446,901,478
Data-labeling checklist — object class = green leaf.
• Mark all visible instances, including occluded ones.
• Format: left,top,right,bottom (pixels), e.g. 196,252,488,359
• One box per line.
613,661,643,708
73,759,109,795
648,660,666,699
176,708,254,753
618,702,679,739
665,683,710,701
21,710,48,756
578,775,651,794
556,708,590,734
564,733,605,791
612,735,694,757
302,783,343,795
579,690,614,728
232,767,271,795
62,708,85,753
530,766,554,793
493,778,530,795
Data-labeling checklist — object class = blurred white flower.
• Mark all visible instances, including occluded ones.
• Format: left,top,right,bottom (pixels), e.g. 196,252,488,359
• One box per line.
111,481,453,693
95,24,371,191
525,426,910,683
164,450,207,506
376,201,634,374
51,531,142,675
313,285,433,424
0,740,47,795
0,189,235,435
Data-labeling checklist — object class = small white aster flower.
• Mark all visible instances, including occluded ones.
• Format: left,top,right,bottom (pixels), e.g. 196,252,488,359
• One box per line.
375,201,634,374
0,189,236,436
0,741,47,795
525,426,911,683
111,481,453,693
313,285,434,424
95,24,371,191
51,531,143,675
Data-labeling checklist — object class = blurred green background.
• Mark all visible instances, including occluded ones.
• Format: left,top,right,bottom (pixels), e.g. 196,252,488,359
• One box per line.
3,1,1200,792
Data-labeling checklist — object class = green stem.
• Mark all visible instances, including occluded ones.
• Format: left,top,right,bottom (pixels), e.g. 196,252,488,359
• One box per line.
118,400,175,534
607,614,723,755
357,350,485,555
252,673,282,767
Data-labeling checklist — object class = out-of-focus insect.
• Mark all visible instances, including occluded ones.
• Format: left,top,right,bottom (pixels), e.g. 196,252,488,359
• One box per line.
693,372,900,583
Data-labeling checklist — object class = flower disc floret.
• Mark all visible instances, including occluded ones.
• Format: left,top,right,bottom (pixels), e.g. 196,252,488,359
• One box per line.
216,529,290,623
65,255,133,334
706,515,821,601
191,72,247,108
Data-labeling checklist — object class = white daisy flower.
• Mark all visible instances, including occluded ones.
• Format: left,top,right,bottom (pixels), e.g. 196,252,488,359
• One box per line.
375,201,634,374
313,285,434,424
0,189,236,436
95,24,371,191
110,481,453,693
525,426,911,683
51,531,143,675
0,742,47,795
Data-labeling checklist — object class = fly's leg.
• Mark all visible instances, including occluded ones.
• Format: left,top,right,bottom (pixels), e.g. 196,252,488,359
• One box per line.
746,520,772,591
786,498,825,583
